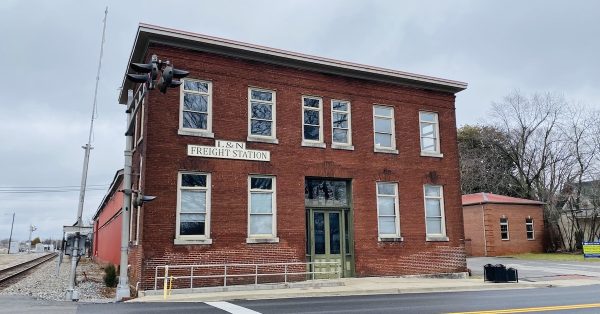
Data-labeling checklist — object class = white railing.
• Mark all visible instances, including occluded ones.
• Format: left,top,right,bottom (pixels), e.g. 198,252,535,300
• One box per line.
153,261,341,291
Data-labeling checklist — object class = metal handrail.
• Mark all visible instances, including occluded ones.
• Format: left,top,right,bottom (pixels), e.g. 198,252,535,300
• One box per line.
153,261,341,290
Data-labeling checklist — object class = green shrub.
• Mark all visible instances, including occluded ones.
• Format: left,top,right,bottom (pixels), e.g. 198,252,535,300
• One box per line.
103,263,118,287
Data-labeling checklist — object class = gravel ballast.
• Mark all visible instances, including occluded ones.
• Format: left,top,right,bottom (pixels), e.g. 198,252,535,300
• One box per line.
0,254,113,303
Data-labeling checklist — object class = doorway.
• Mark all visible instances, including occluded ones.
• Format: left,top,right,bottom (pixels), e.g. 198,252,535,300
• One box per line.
305,179,354,278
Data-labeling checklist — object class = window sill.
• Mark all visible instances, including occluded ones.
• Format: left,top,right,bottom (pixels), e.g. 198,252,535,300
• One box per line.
301,142,326,149
374,147,399,154
331,144,354,151
247,136,279,144
378,236,403,242
420,152,444,158
501,239,510,241
174,238,213,245
426,236,449,242
178,129,215,138
246,237,280,244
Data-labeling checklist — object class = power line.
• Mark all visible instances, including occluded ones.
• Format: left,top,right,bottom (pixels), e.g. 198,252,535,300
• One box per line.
0,184,108,189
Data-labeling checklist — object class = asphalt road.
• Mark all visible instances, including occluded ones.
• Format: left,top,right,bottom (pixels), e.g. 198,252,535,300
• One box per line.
467,257,600,281
4,284,599,314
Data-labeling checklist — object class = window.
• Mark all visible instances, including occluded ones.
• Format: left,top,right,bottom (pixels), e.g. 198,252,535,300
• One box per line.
331,100,352,149
373,105,397,153
175,172,211,244
302,96,324,147
500,217,509,240
248,88,277,142
179,79,213,137
526,218,534,240
419,111,441,156
376,182,401,239
424,185,447,240
248,176,278,242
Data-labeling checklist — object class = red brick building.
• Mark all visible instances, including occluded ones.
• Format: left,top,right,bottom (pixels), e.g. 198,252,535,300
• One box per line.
114,24,468,292
462,193,545,256
92,169,124,266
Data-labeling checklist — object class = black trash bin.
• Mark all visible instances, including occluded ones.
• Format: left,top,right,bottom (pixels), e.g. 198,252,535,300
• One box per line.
493,264,507,282
506,267,519,282
483,264,495,282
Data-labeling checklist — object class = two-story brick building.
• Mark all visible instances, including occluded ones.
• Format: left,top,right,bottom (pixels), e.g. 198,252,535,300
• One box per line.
111,24,468,292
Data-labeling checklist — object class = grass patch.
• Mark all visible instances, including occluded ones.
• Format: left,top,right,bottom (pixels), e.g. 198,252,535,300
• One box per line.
505,253,600,262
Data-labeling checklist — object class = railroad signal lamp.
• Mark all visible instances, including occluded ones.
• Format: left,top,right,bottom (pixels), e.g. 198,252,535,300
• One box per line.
157,61,189,94
126,54,188,94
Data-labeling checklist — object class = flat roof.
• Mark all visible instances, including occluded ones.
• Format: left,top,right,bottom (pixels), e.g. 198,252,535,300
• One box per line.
462,192,545,206
118,23,467,104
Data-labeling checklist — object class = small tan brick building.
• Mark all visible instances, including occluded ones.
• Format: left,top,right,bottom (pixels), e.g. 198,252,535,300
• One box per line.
462,193,544,257
111,24,469,292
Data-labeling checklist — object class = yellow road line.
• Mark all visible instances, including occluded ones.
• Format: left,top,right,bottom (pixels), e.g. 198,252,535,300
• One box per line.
447,302,600,314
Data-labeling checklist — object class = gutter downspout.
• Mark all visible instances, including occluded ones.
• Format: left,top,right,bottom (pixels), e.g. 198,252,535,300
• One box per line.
482,204,488,257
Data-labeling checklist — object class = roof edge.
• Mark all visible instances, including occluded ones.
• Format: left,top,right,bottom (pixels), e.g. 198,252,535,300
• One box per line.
92,169,124,220
119,23,467,104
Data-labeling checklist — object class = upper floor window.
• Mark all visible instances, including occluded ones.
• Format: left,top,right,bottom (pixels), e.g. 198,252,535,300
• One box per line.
526,218,534,240
248,176,278,242
424,185,447,239
373,105,397,153
248,88,277,142
302,96,324,147
179,79,213,137
500,217,509,240
376,182,401,239
331,100,352,148
176,172,211,244
419,111,441,156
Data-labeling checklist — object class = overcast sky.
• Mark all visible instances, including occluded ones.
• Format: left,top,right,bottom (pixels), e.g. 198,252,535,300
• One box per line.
1,0,598,241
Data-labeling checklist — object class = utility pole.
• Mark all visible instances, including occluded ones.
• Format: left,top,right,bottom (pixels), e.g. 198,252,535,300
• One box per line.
7,213,14,254
65,7,108,301
115,89,135,301
115,54,187,301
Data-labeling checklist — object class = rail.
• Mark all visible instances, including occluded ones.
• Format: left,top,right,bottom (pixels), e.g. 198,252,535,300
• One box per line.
0,253,58,285
153,261,341,291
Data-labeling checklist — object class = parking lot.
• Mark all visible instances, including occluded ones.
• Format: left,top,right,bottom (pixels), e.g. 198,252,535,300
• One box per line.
467,257,600,282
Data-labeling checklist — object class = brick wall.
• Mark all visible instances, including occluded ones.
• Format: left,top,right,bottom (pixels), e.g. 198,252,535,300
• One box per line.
462,204,486,256
129,44,467,290
483,203,544,256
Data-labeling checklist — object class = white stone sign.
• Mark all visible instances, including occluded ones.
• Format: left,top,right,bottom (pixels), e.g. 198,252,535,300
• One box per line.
188,140,270,162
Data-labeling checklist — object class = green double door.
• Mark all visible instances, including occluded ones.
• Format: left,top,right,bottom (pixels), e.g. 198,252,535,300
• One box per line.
307,209,353,278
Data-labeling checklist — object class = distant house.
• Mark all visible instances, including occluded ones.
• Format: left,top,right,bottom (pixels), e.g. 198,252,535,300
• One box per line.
558,180,600,251
92,169,124,266
462,193,545,256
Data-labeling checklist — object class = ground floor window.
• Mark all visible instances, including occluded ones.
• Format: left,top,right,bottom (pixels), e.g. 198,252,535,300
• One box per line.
376,182,400,239
526,218,534,240
500,217,509,240
176,172,210,240
424,185,446,237
248,176,277,240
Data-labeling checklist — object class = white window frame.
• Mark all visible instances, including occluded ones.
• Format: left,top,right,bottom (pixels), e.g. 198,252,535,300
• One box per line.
500,217,510,241
419,111,442,157
301,96,325,148
247,175,279,243
376,182,402,240
526,218,535,240
178,78,214,138
423,185,448,241
175,172,212,245
247,87,278,144
373,105,398,154
331,99,353,150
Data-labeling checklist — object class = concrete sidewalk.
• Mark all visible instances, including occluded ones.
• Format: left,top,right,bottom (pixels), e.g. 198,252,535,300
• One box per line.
130,276,600,303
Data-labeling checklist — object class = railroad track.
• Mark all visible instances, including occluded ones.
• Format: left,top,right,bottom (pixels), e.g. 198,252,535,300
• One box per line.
0,253,58,288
